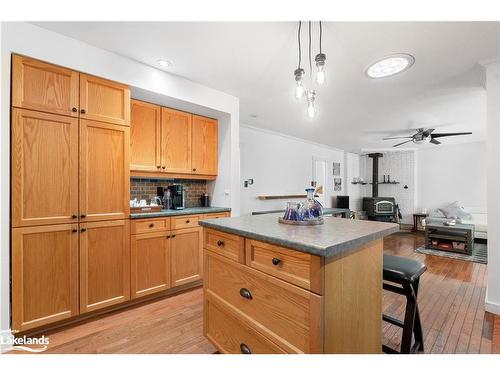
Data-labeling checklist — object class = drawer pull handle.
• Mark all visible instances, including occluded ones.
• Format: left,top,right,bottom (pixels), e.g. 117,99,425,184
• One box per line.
81,228,87,232
240,343,252,354
239,288,252,300
72,229,78,233
186,220,190,223
216,240,224,247
149,223,155,228
81,214,86,218
272,258,281,266
80,109,86,114
72,214,78,219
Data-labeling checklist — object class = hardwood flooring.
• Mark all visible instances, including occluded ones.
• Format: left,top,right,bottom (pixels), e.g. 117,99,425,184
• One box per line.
9,231,499,354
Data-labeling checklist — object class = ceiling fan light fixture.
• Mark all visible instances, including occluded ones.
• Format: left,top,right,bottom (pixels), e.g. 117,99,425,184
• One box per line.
366,54,415,79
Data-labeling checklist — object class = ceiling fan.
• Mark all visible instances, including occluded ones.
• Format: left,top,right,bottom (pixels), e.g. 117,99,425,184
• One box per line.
383,128,472,147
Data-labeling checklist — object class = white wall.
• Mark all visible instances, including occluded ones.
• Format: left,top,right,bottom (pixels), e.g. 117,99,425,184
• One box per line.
417,141,487,211
240,125,345,215
345,152,363,211
484,59,500,315
0,22,241,345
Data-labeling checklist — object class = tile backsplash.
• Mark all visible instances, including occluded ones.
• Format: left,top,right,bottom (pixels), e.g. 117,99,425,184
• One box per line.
130,178,208,208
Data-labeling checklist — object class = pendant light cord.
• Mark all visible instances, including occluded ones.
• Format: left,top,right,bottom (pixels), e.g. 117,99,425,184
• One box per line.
297,21,302,69
308,21,312,78
319,21,322,54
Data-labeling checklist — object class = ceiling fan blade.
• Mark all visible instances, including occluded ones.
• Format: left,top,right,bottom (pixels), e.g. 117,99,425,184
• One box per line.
423,128,435,136
431,132,472,138
430,138,441,145
393,140,413,147
382,136,413,140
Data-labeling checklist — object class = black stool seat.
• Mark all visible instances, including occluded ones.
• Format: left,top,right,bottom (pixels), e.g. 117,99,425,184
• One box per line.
383,255,426,283
382,254,426,354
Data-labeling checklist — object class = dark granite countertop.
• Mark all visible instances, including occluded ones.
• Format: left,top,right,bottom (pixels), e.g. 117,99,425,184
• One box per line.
130,206,231,219
199,214,398,258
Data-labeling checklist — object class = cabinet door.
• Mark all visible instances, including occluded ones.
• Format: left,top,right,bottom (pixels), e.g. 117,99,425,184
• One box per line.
79,73,131,126
79,120,130,222
130,100,161,172
80,220,130,313
12,109,79,227
12,224,79,332
160,108,192,173
131,231,171,299
171,227,203,287
192,115,218,175
11,55,79,117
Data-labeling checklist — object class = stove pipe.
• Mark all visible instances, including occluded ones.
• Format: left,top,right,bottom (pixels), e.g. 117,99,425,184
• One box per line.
368,153,383,197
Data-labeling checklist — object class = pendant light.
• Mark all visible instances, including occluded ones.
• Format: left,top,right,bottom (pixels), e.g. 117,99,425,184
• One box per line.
293,21,326,119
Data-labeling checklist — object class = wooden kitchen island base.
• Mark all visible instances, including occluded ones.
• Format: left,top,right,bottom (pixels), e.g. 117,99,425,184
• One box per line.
202,225,386,354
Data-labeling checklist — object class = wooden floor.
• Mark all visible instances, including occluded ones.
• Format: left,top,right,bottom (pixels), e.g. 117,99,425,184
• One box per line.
12,231,500,354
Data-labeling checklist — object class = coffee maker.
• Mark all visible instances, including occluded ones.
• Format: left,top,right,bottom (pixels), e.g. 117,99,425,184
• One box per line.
168,184,185,210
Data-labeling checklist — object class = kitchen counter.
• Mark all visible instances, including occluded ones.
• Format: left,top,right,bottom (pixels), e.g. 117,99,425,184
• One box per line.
130,206,231,219
199,213,398,258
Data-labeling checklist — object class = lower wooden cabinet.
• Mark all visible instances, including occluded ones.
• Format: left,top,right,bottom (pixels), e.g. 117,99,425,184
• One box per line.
12,224,79,332
131,231,171,299
79,220,130,313
171,227,203,287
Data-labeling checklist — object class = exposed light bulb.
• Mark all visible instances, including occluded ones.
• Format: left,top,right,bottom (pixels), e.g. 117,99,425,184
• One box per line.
294,68,305,99
295,81,305,99
315,53,326,85
306,90,316,119
316,65,325,85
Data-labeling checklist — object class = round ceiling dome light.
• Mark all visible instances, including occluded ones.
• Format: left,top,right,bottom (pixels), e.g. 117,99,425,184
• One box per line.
157,59,172,68
366,54,415,78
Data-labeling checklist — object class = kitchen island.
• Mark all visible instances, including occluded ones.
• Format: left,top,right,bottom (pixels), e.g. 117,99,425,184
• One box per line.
199,214,399,354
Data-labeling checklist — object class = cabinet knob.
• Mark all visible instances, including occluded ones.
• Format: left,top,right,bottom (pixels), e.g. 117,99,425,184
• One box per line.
71,107,78,112
239,288,252,300
162,166,166,170
272,258,281,266
72,229,78,233
192,168,197,172
72,214,78,219
166,235,171,239
240,343,252,354
216,240,224,247
149,223,155,228
157,165,161,169
81,228,87,232
186,219,190,223
81,214,86,218
172,234,176,238
80,109,86,114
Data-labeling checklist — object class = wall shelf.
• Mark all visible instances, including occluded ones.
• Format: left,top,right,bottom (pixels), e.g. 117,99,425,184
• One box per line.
351,181,368,185
369,181,400,185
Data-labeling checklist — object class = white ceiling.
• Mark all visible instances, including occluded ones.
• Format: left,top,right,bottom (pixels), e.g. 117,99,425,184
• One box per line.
33,22,499,152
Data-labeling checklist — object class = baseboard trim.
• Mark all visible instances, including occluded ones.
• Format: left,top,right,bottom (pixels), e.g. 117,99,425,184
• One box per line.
485,299,500,315
0,329,14,354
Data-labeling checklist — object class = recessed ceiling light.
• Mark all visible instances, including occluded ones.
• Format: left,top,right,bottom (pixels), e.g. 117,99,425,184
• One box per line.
249,114,258,119
366,54,415,79
157,59,172,68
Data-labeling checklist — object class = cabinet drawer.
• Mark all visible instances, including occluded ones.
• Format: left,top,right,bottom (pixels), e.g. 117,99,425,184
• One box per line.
205,296,286,354
131,218,170,234
203,212,230,220
246,239,323,294
205,252,322,353
204,229,244,263
171,215,199,230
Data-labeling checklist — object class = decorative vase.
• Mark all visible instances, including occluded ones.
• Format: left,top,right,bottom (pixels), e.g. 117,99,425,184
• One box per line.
298,187,323,220
283,202,300,221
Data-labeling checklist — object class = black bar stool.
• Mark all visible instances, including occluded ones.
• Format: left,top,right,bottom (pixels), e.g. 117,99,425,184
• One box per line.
382,254,427,354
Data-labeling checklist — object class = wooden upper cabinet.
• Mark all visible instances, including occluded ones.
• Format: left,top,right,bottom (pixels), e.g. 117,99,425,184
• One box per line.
12,224,79,332
79,120,130,222
12,109,79,227
192,115,218,175
80,73,131,126
12,55,79,117
79,220,130,313
160,108,192,173
130,100,161,172
131,231,171,299
171,227,203,287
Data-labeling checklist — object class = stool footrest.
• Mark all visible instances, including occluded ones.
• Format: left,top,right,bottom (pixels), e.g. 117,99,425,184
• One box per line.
383,314,404,328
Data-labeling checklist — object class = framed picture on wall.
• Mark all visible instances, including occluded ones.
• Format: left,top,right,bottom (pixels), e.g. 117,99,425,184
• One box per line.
333,162,341,176
334,177,342,192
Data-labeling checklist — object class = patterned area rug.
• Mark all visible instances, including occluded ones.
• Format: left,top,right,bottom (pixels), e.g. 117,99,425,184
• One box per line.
415,242,487,264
